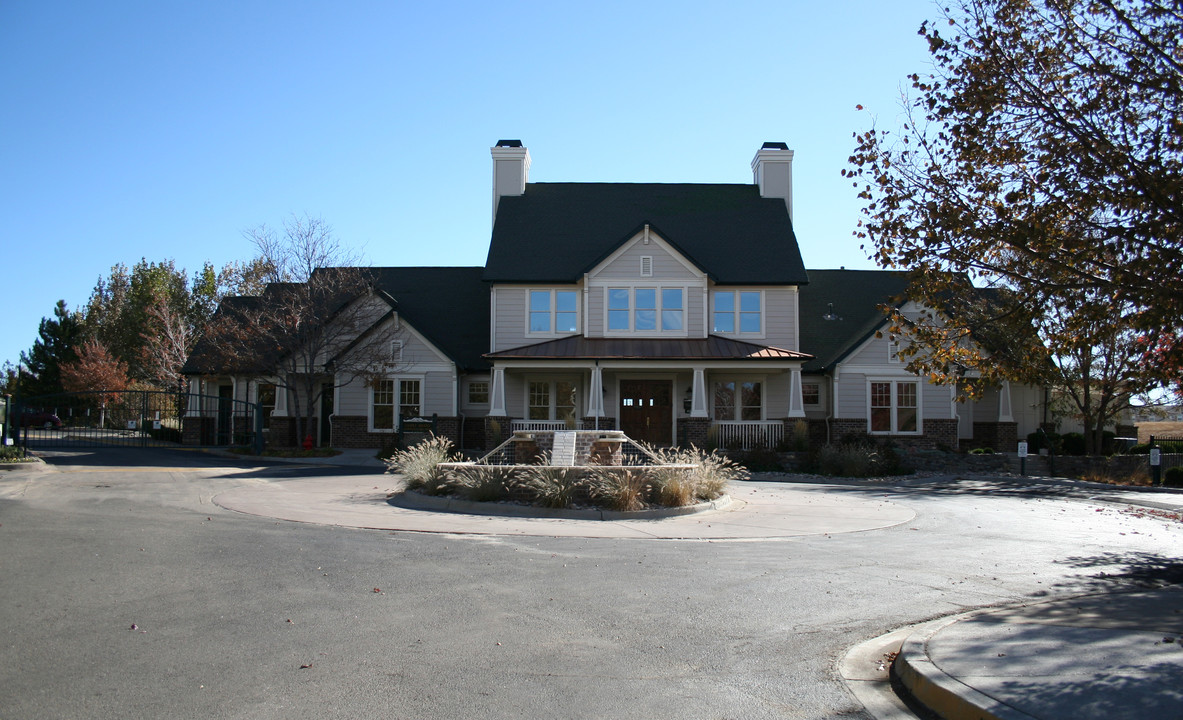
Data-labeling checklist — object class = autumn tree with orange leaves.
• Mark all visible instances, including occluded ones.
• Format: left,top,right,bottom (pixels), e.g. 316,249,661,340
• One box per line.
60,339,130,428
848,0,1181,452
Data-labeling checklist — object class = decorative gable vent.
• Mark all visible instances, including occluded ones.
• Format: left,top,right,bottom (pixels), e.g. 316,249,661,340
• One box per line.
640,256,653,277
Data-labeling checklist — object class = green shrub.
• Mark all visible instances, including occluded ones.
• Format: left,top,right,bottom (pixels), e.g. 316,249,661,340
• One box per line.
1027,430,1061,454
733,445,784,472
969,447,995,455
1061,432,1086,456
0,445,29,462
384,435,458,493
814,443,874,477
807,437,912,478
1164,467,1183,488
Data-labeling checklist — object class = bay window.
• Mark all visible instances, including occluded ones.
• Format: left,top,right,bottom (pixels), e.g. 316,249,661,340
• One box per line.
606,287,685,334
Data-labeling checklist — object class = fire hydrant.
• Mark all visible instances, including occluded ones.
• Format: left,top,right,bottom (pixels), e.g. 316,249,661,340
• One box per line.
302,434,313,451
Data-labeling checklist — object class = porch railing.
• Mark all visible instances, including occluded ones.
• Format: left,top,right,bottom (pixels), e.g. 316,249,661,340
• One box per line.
714,421,784,450
511,420,569,432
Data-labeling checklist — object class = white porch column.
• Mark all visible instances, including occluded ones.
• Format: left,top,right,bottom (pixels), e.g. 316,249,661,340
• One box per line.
275,385,289,416
588,365,605,417
788,367,806,418
187,378,203,414
489,366,507,416
690,366,708,418
998,381,1014,423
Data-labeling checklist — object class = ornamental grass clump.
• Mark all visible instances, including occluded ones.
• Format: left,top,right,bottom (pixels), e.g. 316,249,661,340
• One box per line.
646,444,745,502
445,464,517,502
678,445,747,500
587,468,651,512
384,435,458,495
518,462,587,508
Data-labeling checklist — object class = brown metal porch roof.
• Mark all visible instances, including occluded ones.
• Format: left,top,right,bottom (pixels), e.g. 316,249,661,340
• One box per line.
485,335,812,361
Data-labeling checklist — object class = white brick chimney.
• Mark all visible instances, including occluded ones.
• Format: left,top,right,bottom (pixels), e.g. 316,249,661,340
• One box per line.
751,141,794,221
491,139,530,224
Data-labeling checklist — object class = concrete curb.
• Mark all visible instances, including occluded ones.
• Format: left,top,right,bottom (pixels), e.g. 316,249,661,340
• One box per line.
388,491,733,520
894,617,1041,720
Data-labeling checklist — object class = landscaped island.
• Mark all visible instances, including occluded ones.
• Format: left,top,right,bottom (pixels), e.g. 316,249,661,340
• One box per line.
385,432,745,512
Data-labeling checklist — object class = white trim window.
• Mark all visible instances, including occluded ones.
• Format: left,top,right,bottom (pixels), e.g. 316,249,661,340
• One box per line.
607,287,685,334
713,379,763,421
527,380,578,423
371,378,423,432
712,290,762,334
869,380,919,434
528,289,578,334
802,382,820,406
467,380,489,405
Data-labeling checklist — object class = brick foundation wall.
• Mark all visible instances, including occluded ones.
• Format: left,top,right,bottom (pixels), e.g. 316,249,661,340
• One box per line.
461,417,486,451
266,417,319,448
330,416,390,449
432,416,460,448
678,417,711,448
824,417,961,451
580,416,616,431
485,416,513,451
182,416,214,445
972,422,1018,453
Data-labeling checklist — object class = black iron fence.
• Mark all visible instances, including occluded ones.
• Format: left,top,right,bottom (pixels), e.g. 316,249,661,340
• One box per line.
1149,435,1183,483
5,390,261,452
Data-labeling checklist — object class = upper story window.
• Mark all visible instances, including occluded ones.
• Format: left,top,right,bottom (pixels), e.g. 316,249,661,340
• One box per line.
712,290,762,334
607,287,684,334
529,289,578,334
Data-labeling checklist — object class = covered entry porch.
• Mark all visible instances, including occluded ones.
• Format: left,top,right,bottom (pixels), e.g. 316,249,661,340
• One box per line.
484,336,811,449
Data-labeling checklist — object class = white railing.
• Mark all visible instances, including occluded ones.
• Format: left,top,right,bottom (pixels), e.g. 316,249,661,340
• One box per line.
713,421,784,450
511,420,569,432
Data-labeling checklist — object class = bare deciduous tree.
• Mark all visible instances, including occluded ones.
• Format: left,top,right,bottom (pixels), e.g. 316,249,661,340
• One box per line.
200,214,402,446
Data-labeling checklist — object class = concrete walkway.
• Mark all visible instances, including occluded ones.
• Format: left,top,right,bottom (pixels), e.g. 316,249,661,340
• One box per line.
212,473,916,539
893,586,1183,719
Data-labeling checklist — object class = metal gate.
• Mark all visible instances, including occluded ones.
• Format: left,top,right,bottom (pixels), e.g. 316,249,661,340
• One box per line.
4,390,262,452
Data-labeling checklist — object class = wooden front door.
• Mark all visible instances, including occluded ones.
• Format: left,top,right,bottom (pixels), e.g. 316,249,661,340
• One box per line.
619,380,673,446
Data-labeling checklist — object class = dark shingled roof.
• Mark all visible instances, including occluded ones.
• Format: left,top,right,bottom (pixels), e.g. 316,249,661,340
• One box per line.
486,335,810,361
369,267,490,371
797,269,911,372
483,183,808,284
184,267,491,376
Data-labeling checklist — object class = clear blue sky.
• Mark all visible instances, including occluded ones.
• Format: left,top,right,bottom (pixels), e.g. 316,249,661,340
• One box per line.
1,0,936,371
